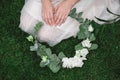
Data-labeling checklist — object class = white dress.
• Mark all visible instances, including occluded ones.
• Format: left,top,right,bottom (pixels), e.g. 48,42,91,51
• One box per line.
19,0,120,46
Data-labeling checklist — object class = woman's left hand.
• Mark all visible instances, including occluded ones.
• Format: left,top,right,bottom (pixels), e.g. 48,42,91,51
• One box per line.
54,1,73,26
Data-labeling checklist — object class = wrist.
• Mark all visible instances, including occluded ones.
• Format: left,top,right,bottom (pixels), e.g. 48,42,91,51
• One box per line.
42,0,53,7
41,0,51,5
65,0,80,7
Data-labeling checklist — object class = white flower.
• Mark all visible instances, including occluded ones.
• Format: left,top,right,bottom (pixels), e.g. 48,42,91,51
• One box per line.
81,38,92,48
75,48,89,60
75,50,81,57
62,57,84,68
62,57,71,68
88,25,94,32
80,48,89,57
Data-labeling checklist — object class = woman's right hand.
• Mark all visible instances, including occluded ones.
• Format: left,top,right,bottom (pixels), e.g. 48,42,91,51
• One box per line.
41,0,55,26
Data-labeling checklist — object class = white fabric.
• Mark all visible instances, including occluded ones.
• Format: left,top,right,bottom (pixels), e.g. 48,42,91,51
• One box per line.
19,0,120,46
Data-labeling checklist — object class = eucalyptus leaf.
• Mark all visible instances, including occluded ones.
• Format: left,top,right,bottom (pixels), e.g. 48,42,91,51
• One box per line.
26,35,34,43
30,46,36,51
49,54,56,60
58,52,66,59
78,12,83,18
48,62,61,73
50,54,60,63
79,25,85,32
37,44,48,56
84,19,91,25
30,43,38,51
45,48,52,57
75,43,83,50
77,18,84,23
41,56,48,62
34,22,43,34
77,25,85,39
77,32,86,39
89,33,96,41
89,44,98,50
40,60,50,67
80,23,91,38
69,8,76,18
37,49,43,57
80,23,89,30
78,25,89,39
84,30,90,38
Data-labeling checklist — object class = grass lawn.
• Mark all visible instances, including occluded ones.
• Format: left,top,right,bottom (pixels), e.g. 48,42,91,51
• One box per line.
0,0,120,80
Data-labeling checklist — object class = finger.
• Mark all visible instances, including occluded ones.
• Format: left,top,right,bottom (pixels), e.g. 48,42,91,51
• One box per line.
54,6,59,13
54,7,59,21
63,14,68,22
55,12,63,26
47,13,52,25
62,14,68,23
54,13,57,22
48,9,55,26
58,15,66,26
54,14,57,24
57,15,64,26
44,13,50,25
53,7,55,14
50,12,54,25
51,17,54,25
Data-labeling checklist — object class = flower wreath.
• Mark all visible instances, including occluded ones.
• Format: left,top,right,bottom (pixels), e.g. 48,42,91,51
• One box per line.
26,8,98,73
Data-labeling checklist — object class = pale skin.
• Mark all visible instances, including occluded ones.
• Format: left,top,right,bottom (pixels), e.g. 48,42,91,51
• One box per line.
41,0,80,26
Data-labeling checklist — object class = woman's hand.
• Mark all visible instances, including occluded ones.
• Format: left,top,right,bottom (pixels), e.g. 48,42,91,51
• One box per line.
54,0,80,26
41,0,55,26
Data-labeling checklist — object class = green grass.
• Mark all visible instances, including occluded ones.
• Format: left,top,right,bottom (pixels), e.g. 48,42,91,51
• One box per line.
0,0,120,80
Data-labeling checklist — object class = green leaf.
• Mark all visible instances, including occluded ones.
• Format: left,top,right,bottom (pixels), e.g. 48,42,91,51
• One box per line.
37,44,47,56
40,60,50,67
37,49,43,57
30,46,36,51
40,62,46,67
69,8,76,18
41,56,48,62
77,25,86,39
77,32,86,39
89,33,96,41
50,54,60,62
77,18,84,23
48,62,61,73
34,22,43,33
81,23,91,38
45,48,52,56
84,30,90,38
26,35,34,42
48,54,61,73
84,19,91,25
78,25,90,39
75,43,83,50
58,52,66,59
79,25,85,32
89,44,98,50
78,12,83,18
30,43,38,51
